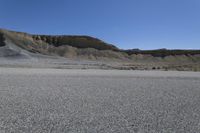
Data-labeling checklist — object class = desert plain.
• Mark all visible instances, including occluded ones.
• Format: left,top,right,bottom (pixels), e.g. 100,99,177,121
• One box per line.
0,68,200,133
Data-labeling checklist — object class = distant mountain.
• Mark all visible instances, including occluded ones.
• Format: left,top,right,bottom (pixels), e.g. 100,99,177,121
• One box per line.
0,28,200,71
124,48,200,57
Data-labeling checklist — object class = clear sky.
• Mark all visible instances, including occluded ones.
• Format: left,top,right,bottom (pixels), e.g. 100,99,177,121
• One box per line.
0,0,200,50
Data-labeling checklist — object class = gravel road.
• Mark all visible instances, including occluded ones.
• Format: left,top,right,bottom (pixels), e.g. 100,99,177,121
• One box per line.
0,68,200,133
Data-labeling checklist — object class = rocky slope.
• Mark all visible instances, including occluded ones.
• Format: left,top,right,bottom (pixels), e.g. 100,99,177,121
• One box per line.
0,28,200,71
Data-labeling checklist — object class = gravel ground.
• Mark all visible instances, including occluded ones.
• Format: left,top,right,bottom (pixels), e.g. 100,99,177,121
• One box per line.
0,68,200,133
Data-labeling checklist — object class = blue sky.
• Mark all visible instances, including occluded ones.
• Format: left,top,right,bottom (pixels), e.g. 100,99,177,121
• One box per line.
0,0,200,49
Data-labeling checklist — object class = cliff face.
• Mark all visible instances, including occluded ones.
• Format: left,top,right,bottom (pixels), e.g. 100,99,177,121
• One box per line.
32,35,119,51
0,32,6,47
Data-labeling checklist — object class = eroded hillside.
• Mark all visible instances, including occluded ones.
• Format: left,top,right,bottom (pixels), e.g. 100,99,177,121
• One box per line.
0,28,200,71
